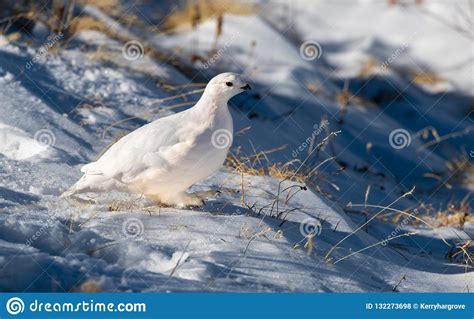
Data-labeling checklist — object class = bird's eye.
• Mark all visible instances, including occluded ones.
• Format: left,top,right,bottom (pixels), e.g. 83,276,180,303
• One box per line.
226,82,233,87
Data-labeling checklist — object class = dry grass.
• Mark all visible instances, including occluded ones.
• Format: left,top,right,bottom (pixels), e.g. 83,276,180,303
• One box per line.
411,196,473,229
69,15,111,34
77,279,102,292
423,150,474,190
2,0,139,39
163,0,254,31
336,80,375,115
78,0,122,16
224,130,342,202
326,187,419,261
447,240,473,266
445,156,474,187
225,146,307,183
78,0,144,27
434,198,473,228
70,0,140,37
412,70,444,86
5,32,21,42
435,209,473,228
359,57,379,77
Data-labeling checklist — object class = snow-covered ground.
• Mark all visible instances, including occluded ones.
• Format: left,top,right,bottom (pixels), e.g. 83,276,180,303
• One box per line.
0,0,472,292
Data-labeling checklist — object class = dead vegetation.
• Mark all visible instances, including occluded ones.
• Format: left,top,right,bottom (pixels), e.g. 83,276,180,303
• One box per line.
78,0,123,16
77,279,102,292
418,195,473,228
0,0,140,46
359,57,380,77
225,145,306,183
412,70,444,86
374,193,473,230
69,15,110,34
445,155,474,188
336,79,376,113
163,0,254,31
0,0,75,35
447,240,473,267
225,130,343,197
423,152,474,190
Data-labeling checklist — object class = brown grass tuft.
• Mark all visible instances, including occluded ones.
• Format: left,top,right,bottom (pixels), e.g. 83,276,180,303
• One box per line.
412,195,473,229
359,57,379,77
78,279,102,292
434,198,473,228
70,16,111,34
446,156,474,188
412,70,444,86
78,0,123,17
164,0,254,31
225,146,307,183
447,240,473,266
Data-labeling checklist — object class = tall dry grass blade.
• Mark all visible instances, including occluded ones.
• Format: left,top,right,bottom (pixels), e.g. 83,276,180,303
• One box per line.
351,204,451,246
325,186,415,260
333,232,418,264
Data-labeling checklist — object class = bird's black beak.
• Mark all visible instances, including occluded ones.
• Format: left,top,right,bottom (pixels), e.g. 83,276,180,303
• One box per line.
241,84,251,91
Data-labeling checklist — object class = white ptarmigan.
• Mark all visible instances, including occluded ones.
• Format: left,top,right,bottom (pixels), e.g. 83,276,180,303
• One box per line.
62,73,251,206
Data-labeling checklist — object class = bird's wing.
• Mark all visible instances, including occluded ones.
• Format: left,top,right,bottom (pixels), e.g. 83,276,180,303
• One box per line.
83,112,195,183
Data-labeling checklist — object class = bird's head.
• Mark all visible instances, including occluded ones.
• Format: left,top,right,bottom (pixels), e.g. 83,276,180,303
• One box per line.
204,72,251,101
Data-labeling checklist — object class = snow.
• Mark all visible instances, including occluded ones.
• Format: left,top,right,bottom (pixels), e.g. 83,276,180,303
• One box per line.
0,124,52,160
0,0,472,292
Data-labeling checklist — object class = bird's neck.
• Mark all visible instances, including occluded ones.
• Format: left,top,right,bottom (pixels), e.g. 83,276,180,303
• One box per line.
194,91,230,115
191,92,232,131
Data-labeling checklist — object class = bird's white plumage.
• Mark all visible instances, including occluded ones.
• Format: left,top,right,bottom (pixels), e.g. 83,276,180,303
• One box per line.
63,73,251,206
